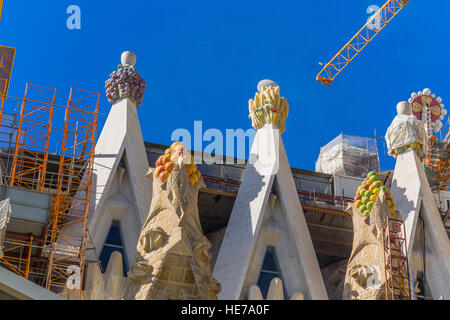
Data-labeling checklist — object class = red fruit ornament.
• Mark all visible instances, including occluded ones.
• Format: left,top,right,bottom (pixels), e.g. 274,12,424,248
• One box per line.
162,155,171,165
155,166,165,176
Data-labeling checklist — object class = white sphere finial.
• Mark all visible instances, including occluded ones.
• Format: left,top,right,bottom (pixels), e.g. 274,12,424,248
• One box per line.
257,79,279,93
121,51,137,67
397,101,411,116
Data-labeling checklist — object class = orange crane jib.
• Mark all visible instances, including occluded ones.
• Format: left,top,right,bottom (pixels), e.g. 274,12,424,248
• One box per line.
0,0,3,23
316,0,410,86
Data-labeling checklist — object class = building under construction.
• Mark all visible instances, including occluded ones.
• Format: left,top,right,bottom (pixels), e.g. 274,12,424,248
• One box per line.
0,58,449,300
0,82,100,297
1,0,449,301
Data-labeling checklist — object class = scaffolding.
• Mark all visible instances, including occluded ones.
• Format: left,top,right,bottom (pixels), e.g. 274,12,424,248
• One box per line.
0,83,100,298
423,136,450,191
1,233,35,279
10,84,55,191
316,134,380,178
45,88,99,298
382,217,412,300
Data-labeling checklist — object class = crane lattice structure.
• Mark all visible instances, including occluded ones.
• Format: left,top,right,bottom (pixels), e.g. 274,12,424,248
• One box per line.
316,0,410,86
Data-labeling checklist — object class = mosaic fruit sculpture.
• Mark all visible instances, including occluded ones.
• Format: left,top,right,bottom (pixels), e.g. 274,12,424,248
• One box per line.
354,171,396,218
248,80,289,133
154,142,201,185
105,64,146,107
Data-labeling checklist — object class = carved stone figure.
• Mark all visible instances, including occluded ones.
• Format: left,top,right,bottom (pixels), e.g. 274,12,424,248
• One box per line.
122,142,221,300
385,101,427,160
343,189,392,300
248,80,289,133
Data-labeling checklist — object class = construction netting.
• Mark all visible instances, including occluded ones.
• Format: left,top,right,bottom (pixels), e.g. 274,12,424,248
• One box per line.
316,134,380,178
385,114,428,160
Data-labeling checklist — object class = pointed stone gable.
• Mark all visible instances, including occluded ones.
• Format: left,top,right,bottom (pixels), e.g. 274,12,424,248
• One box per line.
87,98,152,264
213,124,328,300
390,149,450,298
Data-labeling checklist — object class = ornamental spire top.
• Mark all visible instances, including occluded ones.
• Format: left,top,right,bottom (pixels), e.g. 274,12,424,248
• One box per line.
105,51,146,108
248,79,289,133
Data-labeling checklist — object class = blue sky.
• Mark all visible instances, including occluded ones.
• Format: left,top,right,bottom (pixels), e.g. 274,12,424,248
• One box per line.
1,0,448,172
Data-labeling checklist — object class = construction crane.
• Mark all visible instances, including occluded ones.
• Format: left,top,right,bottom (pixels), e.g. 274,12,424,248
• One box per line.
316,0,410,86
0,0,3,23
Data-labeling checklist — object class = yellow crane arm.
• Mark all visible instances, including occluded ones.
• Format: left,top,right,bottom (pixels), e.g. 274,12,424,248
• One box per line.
316,0,410,86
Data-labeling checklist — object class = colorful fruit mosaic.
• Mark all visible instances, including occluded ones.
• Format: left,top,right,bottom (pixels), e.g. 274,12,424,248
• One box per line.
154,142,201,185
354,171,396,218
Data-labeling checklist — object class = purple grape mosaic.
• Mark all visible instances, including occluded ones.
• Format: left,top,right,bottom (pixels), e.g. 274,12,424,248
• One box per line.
105,65,146,107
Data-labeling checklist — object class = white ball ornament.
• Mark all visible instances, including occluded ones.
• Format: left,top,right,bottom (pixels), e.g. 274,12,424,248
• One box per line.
442,109,447,115
412,92,418,98
423,88,431,96
437,97,442,103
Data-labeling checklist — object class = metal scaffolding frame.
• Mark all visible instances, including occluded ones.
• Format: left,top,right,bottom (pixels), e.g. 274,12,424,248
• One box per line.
45,88,99,298
0,83,100,298
382,217,412,300
10,84,56,191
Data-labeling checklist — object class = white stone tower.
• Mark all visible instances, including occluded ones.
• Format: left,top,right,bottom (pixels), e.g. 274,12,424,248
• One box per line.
390,150,450,299
385,100,450,299
87,51,152,267
213,80,328,300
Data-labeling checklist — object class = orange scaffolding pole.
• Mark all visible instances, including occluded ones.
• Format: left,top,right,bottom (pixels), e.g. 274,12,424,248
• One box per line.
46,88,99,299
0,78,7,125
10,83,56,191
0,234,35,279
382,217,412,300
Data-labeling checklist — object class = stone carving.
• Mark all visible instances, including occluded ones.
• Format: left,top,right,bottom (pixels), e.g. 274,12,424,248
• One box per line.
349,265,381,290
385,101,428,160
139,227,167,253
248,80,289,133
248,278,304,300
105,51,146,108
77,251,126,300
343,187,393,300
320,259,347,300
122,142,221,300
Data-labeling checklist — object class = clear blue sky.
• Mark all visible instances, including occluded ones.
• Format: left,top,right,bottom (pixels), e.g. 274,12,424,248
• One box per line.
1,0,448,172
